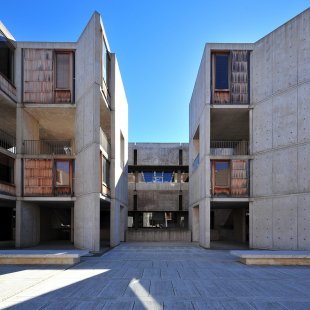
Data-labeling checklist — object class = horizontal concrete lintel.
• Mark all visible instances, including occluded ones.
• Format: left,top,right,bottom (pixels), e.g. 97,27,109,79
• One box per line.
0,194,16,201
211,197,251,202
100,194,111,203
21,103,76,109
210,104,251,109
209,155,254,160
21,155,76,159
0,148,16,159
20,197,76,202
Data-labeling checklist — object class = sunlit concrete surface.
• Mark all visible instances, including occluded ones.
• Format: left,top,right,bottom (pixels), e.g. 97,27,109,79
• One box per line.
1,243,310,309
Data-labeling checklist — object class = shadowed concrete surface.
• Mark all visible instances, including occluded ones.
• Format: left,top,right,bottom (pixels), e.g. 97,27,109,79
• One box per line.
1,243,310,309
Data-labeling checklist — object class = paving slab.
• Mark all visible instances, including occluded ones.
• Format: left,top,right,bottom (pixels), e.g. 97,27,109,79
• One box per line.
0,243,310,309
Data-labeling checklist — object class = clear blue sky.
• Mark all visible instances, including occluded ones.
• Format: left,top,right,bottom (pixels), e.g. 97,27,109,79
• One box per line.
1,1,309,142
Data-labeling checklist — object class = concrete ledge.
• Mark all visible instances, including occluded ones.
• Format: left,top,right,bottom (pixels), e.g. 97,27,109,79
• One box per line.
231,250,310,265
0,250,89,265
126,229,191,242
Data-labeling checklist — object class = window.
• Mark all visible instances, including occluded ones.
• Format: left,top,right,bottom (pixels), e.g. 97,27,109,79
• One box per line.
215,161,229,187
142,171,173,183
101,155,110,187
102,39,110,85
179,149,183,165
215,54,229,90
56,53,70,89
120,132,124,168
55,161,70,186
0,30,14,83
134,149,137,165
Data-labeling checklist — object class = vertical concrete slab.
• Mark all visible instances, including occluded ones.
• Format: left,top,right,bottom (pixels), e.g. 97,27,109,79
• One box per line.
272,196,298,250
252,199,273,249
298,195,310,249
16,201,40,248
75,12,102,251
199,198,210,248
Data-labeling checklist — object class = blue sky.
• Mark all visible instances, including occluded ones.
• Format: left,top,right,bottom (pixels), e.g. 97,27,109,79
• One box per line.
1,1,309,142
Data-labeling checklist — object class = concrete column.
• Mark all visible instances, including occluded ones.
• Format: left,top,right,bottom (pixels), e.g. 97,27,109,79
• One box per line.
191,206,199,242
110,198,120,247
199,198,210,248
16,201,40,248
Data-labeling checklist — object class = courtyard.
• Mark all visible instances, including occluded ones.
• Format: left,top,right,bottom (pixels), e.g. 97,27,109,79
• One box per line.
0,243,310,309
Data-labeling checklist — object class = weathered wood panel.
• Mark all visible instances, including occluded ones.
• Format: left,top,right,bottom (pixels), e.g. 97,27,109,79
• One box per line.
0,182,15,196
24,159,53,196
23,49,54,103
231,160,248,196
231,50,249,104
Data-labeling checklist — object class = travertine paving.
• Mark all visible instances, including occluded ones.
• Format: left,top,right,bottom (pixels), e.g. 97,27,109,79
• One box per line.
1,243,310,309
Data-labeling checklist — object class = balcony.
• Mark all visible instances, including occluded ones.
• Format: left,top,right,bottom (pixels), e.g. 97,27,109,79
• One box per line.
210,141,249,156
211,160,249,198
0,129,16,154
0,182,15,196
23,140,74,156
23,159,74,197
100,128,111,156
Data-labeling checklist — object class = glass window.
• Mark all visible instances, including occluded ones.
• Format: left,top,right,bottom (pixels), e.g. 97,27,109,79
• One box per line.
56,53,70,89
102,155,110,187
215,54,229,89
0,31,14,83
215,161,229,186
56,161,70,186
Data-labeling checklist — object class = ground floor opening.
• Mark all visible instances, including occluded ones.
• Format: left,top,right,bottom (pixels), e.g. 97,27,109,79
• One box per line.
100,200,110,247
210,201,249,249
0,204,15,248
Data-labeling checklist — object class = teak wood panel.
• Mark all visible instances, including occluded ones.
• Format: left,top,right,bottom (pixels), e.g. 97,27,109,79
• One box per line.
23,49,73,103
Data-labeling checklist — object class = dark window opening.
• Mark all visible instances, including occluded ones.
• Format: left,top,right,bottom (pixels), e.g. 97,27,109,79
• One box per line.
101,155,110,187
143,171,173,183
0,154,14,184
179,195,182,211
56,53,70,89
215,54,229,90
179,149,183,165
133,194,137,211
211,211,215,230
0,31,14,84
134,149,137,165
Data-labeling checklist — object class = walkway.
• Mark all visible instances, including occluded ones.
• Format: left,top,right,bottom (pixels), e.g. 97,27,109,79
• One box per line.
1,243,310,309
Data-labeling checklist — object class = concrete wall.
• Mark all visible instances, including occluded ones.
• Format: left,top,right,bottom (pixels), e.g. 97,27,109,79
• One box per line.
110,54,128,246
74,12,101,251
128,143,188,166
251,8,310,250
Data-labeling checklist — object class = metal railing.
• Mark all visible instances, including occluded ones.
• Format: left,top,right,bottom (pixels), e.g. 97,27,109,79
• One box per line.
23,140,73,155
192,154,200,172
210,141,249,156
0,129,16,154
100,128,111,156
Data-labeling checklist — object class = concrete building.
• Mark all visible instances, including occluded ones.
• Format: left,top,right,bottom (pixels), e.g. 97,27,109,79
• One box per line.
189,8,310,249
0,12,128,252
127,143,190,241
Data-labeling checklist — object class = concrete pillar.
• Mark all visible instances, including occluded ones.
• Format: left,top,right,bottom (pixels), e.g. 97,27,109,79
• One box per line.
110,198,120,247
199,198,210,248
192,206,199,242
120,205,127,242
16,201,40,248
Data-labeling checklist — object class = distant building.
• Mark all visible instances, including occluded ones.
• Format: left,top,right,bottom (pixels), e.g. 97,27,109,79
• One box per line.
0,12,128,252
189,8,310,249
127,143,190,242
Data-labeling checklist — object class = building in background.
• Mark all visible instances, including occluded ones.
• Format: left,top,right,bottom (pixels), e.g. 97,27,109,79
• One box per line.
189,8,310,250
127,143,190,242
0,12,128,252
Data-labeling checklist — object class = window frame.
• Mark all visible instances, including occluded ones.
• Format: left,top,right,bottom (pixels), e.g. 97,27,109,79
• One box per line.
54,160,72,188
212,160,231,196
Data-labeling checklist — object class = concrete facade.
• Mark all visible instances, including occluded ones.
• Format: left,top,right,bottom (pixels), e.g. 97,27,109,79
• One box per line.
189,8,310,250
127,143,189,241
0,12,128,252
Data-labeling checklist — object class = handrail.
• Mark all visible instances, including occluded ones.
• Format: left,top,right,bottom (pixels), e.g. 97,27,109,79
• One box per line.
210,140,249,156
0,129,16,154
23,140,73,155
